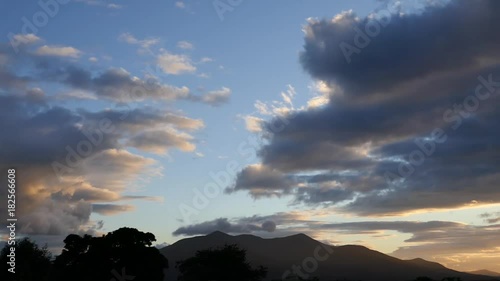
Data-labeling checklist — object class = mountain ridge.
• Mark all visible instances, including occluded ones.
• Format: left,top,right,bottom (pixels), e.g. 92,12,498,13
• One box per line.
160,232,499,281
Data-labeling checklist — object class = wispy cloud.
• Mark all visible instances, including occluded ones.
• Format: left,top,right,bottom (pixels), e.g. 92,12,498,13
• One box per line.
177,40,194,50
119,32,160,54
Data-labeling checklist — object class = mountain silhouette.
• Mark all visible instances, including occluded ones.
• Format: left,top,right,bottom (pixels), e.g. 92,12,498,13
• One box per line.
160,232,499,281
469,270,500,277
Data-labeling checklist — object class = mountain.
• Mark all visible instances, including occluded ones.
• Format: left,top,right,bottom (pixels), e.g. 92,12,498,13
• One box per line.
470,270,500,277
160,231,499,281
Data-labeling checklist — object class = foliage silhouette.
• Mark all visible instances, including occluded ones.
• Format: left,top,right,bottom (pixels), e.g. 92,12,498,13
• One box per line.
53,227,168,281
176,244,267,281
0,238,52,281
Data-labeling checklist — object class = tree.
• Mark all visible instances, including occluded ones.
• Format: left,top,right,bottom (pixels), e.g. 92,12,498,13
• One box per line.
0,238,52,281
176,244,267,281
53,227,168,281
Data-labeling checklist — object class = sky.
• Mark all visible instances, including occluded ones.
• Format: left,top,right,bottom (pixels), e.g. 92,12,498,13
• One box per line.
1,0,500,273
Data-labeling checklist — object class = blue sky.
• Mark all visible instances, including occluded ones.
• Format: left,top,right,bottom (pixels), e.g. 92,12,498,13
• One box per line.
1,0,500,273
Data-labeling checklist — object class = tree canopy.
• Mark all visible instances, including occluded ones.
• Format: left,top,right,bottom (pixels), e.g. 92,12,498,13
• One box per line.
53,227,168,281
0,238,52,281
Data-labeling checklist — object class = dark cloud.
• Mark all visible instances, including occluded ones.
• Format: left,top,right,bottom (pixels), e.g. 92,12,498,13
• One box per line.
45,66,230,105
300,0,500,101
92,204,135,215
479,211,500,224
226,164,293,197
230,0,500,216
172,217,278,236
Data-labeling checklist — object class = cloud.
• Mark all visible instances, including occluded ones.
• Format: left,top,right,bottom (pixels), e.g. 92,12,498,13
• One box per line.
177,41,194,50
157,51,196,75
175,1,185,9
36,45,82,58
242,115,264,132
125,129,196,154
199,57,214,63
9,33,41,46
172,217,278,236
119,32,159,52
315,219,500,270
0,50,211,239
480,211,500,224
76,0,123,9
59,67,191,102
229,0,500,216
107,3,122,9
194,87,231,106
92,204,135,215
227,164,293,198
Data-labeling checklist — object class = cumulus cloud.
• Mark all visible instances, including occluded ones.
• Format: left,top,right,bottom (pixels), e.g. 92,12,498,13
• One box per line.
230,0,500,216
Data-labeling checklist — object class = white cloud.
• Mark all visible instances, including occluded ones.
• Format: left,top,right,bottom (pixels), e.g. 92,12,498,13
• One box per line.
200,57,214,63
10,33,41,46
175,1,185,9
35,45,82,58
253,85,296,117
157,51,196,75
88,56,98,62
76,0,122,9
242,115,264,133
306,81,335,108
107,3,122,9
177,41,194,50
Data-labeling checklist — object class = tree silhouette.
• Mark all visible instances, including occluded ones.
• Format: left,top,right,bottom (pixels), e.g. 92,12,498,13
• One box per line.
176,244,267,281
441,278,462,281
0,238,52,281
53,227,168,281
413,277,435,281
